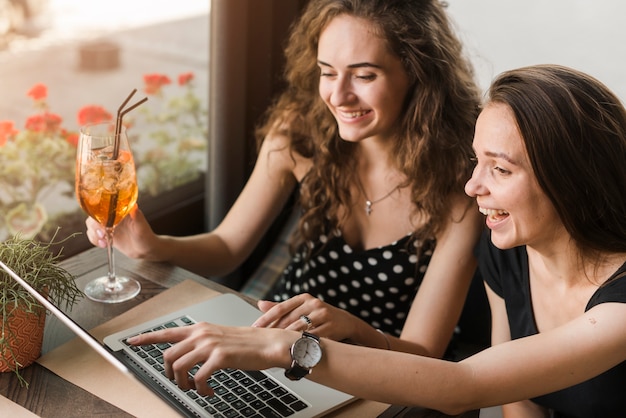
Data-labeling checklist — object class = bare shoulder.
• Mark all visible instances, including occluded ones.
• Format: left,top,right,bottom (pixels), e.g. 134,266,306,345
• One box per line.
259,129,312,181
581,302,626,347
448,192,481,222
441,192,483,239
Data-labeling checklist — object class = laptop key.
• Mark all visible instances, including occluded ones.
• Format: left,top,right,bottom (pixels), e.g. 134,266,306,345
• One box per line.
242,393,257,403
230,370,246,380
249,399,265,410
258,406,283,418
231,399,247,410
260,379,278,391
232,385,247,396
222,393,237,403
156,342,171,350
214,386,229,396
215,401,230,411
266,398,294,416
244,370,267,381
272,387,288,397
224,379,238,389
290,401,308,412
147,348,161,358
215,371,230,382
257,390,272,401
249,384,264,394
224,409,240,418
240,407,257,417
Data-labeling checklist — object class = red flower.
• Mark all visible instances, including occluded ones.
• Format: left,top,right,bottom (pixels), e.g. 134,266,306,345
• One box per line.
0,120,18,145
77,105,113,126
178,72,194,86
64,132,79,147
27,83,48,101
143,73,171,95
24,113,63,133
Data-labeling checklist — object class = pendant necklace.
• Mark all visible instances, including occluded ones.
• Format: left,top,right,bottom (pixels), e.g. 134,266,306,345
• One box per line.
356,178,402,216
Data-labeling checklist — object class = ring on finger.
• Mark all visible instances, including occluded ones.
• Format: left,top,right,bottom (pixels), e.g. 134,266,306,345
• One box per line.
299,314,313,330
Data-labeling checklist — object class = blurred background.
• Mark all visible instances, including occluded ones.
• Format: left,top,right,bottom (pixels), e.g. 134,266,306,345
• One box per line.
0,0,210,253
446,0,626,101
0,0,624,262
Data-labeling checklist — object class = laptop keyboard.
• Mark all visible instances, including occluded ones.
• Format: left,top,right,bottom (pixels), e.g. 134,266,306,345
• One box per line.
124,316,309,418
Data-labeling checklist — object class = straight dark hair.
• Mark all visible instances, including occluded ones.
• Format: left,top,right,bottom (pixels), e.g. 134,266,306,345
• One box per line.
487,64,626,255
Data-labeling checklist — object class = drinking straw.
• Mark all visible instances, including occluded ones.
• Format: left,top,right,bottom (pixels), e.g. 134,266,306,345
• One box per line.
112,89,148,159
105,89,147,227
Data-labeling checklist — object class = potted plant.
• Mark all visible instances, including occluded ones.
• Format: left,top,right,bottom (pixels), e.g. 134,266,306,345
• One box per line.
0,233,83,386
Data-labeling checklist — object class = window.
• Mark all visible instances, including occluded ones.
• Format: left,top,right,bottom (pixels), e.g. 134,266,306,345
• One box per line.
0,1,209,256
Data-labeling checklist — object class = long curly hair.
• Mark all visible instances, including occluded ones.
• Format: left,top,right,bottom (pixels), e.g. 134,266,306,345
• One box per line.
256,0,481,250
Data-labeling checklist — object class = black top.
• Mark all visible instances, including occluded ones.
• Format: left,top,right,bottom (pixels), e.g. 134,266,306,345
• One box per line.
478,230,626,418
267,230,434,337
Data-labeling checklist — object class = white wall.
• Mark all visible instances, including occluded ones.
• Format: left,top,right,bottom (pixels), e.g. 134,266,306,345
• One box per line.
446,0,626,102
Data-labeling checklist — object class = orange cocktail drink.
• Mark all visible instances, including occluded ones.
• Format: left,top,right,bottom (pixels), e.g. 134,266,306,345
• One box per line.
76,148,138,228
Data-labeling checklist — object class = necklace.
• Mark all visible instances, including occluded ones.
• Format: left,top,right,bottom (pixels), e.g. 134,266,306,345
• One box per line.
356,177,402,216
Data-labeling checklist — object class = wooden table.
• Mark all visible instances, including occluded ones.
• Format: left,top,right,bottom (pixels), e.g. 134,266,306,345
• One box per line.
0,247,477,417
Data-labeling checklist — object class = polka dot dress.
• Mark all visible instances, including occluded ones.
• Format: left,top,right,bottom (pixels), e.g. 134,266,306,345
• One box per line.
266,230,435,337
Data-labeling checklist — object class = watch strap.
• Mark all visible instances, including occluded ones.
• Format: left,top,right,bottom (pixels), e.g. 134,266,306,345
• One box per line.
302,331,319,342
285,362,311,381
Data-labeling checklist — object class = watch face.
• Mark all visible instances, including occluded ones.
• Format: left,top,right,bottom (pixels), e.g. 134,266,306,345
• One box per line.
292,336,322,368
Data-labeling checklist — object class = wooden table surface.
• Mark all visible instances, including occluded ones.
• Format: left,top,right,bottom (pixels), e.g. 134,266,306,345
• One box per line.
0,247,477,418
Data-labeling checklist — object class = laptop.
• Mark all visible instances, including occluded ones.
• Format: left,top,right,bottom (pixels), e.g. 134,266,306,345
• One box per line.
0,261,354,418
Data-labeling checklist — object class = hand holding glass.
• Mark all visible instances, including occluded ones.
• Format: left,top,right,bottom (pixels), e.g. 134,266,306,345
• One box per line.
75,122,141,303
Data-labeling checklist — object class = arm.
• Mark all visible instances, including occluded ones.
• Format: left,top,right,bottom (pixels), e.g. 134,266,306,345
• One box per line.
86,132,302,277
486,285,550,417
394,194,483,357
129,295,626,415
251,193,483,357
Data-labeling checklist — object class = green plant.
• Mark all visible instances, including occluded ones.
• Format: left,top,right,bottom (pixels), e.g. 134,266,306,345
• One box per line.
0,73,208,242
136,72,207,195
0,232,83,386
0,83,111,240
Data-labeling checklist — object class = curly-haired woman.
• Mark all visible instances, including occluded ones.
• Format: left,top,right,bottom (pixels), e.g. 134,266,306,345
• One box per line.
87,0,483,358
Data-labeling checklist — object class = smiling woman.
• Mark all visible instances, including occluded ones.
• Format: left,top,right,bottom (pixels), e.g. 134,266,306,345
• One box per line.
84,0,485,368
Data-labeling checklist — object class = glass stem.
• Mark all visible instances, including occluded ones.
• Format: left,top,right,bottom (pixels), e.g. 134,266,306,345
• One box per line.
104,227,117,291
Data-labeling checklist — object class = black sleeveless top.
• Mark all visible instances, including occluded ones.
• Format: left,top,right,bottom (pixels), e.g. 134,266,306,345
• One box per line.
478,230,626,418
266,230,435,337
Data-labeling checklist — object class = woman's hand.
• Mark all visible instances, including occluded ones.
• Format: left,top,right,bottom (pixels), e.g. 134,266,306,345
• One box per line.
85,205,161,261
253,294,363,343
127,323,296,396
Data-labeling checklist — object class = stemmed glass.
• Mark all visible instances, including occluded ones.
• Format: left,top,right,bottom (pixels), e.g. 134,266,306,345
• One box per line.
75,122,141,303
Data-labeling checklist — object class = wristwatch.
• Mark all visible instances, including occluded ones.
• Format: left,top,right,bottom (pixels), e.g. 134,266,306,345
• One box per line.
285,332,322,381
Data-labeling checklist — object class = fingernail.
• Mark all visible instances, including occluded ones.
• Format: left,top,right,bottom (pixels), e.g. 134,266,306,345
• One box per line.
97,229,105,239
127,336,139,344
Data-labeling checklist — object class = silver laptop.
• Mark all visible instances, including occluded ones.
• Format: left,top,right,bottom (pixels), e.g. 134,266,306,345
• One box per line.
0,261,354,418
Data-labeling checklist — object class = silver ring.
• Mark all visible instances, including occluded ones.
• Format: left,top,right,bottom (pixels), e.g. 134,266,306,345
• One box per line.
299,315,313,330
